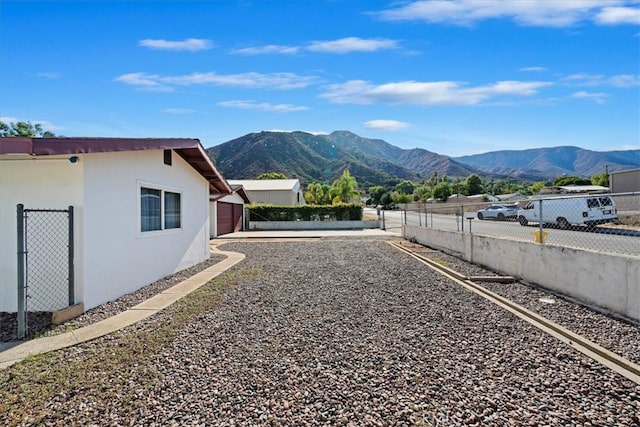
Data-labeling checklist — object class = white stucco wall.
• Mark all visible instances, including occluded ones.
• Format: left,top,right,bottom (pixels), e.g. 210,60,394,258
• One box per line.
247,190,302,206
81,150,210,309
209,201,218,239
0,155,84,312
1,149,211,312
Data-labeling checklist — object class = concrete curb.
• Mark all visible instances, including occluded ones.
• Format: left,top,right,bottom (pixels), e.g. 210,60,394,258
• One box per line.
0,243,244,370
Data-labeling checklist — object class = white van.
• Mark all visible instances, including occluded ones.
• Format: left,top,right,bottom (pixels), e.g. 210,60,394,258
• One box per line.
517,195,618,229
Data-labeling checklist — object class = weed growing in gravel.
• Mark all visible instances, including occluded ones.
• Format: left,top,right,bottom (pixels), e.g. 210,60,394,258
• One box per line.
0,268,262,426
432,258,450,267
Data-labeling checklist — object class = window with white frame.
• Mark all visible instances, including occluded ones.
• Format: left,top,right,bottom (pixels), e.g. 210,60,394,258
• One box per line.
140,186,182,232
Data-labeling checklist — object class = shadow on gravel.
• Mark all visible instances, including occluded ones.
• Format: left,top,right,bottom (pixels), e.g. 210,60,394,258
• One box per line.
0,312,52,343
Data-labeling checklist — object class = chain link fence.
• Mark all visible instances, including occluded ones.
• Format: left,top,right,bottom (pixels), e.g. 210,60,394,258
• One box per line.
402,192,640,257
11,204,75,339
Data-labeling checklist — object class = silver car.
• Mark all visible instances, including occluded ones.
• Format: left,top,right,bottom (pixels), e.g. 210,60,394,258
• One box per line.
476,204,518,220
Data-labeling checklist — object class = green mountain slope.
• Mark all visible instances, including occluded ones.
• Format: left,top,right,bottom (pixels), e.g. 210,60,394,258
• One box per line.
206,131,640,187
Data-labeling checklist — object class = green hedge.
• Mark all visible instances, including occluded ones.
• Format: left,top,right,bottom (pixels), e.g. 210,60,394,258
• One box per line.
248,204,363,222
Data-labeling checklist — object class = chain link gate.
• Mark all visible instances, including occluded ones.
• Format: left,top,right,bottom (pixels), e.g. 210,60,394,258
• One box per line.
16,204,74,339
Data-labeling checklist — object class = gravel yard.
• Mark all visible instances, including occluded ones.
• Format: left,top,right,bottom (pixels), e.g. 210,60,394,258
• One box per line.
1,238,639,426
0,254,227,342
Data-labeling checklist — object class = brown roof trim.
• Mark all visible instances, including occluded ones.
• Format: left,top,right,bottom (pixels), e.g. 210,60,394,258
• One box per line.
0,137,231,194
209,184,251,203
0,137,33,154
231,185,252,203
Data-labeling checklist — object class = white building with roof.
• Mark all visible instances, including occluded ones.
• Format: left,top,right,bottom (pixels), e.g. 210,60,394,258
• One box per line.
227,179,305,205
0,137,231,318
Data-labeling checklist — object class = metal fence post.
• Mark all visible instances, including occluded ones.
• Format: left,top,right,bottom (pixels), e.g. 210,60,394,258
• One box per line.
16,204,26,339
538,199,545,244
68,206,75,305
382,209,386,230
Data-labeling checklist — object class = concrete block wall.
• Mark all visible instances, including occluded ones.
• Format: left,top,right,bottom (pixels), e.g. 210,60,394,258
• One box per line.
404,224,640,323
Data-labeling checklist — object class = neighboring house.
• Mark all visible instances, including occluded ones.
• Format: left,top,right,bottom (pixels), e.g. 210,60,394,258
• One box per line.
227,179,305,205
466,194,500,202
609,168,640,193
0,137,231,314
210,185,251,237
539,185,610,195
496,192,527,202
446,194,470,203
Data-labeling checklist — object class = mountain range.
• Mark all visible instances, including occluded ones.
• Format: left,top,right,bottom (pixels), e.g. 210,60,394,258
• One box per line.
206,130,640,188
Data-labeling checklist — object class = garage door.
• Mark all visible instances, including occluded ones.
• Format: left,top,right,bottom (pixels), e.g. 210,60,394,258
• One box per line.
217,202,243,235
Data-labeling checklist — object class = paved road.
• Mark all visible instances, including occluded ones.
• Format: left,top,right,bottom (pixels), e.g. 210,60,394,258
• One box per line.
397,210,639,257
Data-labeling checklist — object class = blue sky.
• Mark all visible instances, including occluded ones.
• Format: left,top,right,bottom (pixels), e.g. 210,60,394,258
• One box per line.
1,1,639,157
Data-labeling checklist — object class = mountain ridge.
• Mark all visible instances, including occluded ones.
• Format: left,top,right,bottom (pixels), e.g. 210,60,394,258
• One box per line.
206,130,640,187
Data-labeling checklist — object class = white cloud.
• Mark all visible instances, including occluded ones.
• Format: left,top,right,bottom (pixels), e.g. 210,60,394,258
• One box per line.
231,45,300,55
364,120,410,131
596,6,640,24
230,37,401,56
570,91,608,103
561,73,640,87
218,100,309,113
306,37,399,54
138,38,213,51
35,72,61,79
519,66,547,72
378,0,639,27
163,108,195,114
114,72,174,92
320,79,552,105
608,74,640,87
116,71,317,90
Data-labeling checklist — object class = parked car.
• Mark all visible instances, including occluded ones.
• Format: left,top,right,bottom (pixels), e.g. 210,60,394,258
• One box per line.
476,204,519,220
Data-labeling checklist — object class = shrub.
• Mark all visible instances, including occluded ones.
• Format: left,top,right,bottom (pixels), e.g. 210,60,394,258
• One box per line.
247,204,363,221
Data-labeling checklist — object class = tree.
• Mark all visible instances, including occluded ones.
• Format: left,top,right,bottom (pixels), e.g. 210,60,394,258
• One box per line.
380,192,393,208
432,181,452,201
528,181,546,195
394,180,415,195
256,172,287,180
412,184,432,202
304,182,331,205
329,170,360,204
0,120,55,137
391,191,411,204
591,172,609,187
427,171,439,190
553,175,591,186
465,174,484,195
367,185,386,205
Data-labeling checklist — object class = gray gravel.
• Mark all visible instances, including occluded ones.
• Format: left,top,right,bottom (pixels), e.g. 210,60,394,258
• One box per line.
2,238,639,425
402,240,640,365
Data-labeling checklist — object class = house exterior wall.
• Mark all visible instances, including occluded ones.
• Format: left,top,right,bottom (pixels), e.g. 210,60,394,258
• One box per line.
210,201,218,238
247,189,300,205
610,169,640,193
0,155,84,311
81,150,210,309
0,149,210,312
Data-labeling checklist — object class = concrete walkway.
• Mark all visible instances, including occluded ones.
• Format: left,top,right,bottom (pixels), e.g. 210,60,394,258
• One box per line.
0,228,400,370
